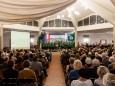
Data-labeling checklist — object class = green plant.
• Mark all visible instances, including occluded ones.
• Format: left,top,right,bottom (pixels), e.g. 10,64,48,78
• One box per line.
37,31,46,48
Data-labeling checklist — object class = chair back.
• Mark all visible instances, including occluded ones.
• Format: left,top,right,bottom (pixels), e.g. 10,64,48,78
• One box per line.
1,78,17,86
18,78,34,84
18,78,36,86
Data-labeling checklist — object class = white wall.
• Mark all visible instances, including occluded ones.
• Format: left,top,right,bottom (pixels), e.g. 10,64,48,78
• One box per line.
3,31,11,48
78,33,113,44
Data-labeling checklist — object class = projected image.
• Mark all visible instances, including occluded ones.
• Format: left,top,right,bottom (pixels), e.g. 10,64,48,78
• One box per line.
11,31,30,49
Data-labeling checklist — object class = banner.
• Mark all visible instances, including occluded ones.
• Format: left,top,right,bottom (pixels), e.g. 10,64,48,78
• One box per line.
68,34,75,41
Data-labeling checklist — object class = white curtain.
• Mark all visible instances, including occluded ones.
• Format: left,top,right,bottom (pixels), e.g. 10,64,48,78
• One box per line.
0,0,76,23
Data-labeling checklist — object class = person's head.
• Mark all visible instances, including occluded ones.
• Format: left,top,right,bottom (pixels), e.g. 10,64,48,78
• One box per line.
96,56,102,63
8,60,15,68
78,68,90,79
109,56,115,63
73,59,82,70
85,57,92,65
92,59,100,66
17,57,23,63
112,51,115,56
22,60,30,68
97,66,110,79
75,53,80,60
33,54,38,61
103,73,115,86
69,57,75,64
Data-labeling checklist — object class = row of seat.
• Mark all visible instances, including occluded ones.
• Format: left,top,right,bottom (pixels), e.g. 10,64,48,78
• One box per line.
0,78,35,86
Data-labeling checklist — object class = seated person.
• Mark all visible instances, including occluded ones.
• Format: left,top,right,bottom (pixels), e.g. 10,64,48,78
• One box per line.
68,60,82,80
29,54,44,85
94,66,110,86
3,60,19,78
67,60,82,85
71,68,93,86
103,73,115,86
18,60,37,84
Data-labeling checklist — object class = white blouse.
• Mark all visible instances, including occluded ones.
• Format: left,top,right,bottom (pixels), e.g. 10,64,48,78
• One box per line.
71,79,93,86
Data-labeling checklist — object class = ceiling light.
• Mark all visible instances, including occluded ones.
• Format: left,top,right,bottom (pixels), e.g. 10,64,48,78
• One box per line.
61,15,64,18
74,11,80,15
57,15,61,18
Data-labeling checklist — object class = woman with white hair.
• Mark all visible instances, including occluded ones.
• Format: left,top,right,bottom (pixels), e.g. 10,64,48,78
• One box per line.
94,66,110,86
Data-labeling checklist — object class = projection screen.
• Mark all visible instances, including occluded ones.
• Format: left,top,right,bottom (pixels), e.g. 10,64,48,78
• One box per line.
11,31,30,49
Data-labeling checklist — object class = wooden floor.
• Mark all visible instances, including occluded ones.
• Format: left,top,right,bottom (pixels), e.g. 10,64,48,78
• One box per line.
44,52,65,86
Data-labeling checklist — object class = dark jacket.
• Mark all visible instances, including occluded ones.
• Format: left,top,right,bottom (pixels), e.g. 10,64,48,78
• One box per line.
3,67,19,78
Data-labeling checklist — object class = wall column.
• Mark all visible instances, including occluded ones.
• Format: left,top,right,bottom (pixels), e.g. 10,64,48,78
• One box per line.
68,9,78,47
74,28,78,47
0,24,3,49
38,18,46,49
38,18,46,36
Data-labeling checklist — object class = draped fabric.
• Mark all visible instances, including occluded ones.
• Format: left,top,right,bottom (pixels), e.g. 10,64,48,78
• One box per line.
111,0,115,6
0,0,76,23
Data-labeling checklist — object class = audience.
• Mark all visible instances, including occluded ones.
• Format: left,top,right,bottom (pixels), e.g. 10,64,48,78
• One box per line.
61,43,115,86
1,43,115,86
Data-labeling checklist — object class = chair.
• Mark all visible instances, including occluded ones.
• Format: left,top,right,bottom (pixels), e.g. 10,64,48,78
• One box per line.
1,78,17,86
18,78,36,86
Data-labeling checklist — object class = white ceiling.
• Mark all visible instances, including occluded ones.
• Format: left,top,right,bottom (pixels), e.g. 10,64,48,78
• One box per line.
3,0,115,34
93,0,115,13
46,1,94,21
46,0,115,21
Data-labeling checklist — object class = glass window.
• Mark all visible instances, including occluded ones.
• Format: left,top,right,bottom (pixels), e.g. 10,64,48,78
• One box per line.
78,20,83,26
49,20,54,27
43,21,48,27
62,20,68,27
27,21,32,26
33,21,38,27
55,19,61,27
90,15,96,25
20,22,26,25
97,15,104,24
84,17,89,26
69,21,74,27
